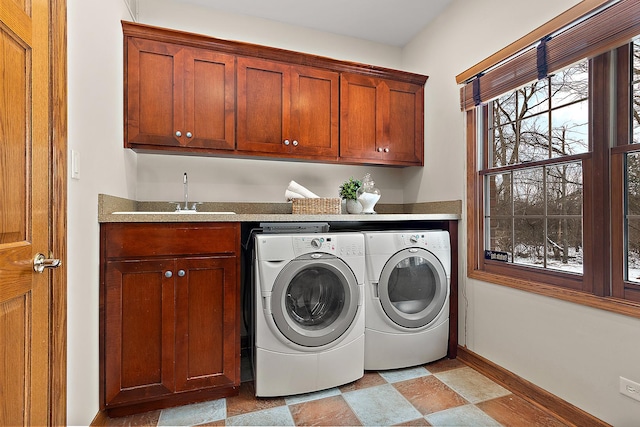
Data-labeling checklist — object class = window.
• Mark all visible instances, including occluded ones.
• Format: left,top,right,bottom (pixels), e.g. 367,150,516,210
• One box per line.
615,39,640,302
485,61,587,276
463,0,640,315
626,152,640,284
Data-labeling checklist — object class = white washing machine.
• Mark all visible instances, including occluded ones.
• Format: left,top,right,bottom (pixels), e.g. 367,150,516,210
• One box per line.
253,232,365,397
362,230,450,370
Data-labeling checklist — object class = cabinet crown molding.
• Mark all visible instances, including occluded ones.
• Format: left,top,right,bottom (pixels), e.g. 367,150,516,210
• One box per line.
122,21,428,86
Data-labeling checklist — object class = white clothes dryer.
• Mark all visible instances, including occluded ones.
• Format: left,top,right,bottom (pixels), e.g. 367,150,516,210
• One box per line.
253,232,365,397
362,230,450,370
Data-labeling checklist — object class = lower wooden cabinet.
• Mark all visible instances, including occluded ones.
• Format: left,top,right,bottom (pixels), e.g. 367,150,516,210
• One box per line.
100,223,241,416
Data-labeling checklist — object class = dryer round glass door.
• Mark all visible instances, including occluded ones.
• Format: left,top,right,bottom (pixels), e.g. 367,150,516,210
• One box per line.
378,248,447,328
271,255,359,347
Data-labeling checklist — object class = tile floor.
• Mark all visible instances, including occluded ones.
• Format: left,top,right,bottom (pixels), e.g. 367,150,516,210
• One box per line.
100,358,569,426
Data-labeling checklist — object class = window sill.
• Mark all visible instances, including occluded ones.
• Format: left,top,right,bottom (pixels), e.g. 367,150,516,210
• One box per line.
468,269,640,319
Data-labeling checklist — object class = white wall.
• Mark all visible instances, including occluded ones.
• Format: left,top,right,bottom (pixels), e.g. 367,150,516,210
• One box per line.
67,0,137,424
135,0,409,204
403,0,640,425
137,154,405,203
139,0,402,69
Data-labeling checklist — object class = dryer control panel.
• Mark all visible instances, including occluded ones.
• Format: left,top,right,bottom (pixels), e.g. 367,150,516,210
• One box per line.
399,232,449,251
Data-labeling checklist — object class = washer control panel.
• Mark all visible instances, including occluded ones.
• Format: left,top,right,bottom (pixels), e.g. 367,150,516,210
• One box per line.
294,235,336,254
293,234,364,257
338,239,365,257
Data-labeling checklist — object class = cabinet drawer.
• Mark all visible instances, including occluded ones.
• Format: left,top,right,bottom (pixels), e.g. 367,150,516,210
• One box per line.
102,223,239,258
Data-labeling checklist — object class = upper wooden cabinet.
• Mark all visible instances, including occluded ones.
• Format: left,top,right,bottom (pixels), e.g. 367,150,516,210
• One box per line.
125,38,235,151
237,57,339,161
122,22,427,166
340,73,424,166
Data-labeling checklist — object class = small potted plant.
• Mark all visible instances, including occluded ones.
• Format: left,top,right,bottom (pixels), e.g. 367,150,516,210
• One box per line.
339,177,363,214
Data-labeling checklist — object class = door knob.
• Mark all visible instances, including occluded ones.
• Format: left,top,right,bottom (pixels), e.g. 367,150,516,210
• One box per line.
33,253,61,273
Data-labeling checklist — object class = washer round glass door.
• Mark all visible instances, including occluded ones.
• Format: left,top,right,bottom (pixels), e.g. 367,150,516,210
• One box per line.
378,248,447,328
271,254,359,347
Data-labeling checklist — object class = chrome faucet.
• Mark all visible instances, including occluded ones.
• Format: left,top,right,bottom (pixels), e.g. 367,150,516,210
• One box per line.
183,172,189,210
174,172,199,212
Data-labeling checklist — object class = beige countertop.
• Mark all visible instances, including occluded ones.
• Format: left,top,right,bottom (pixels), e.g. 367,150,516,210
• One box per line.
98,194,462,223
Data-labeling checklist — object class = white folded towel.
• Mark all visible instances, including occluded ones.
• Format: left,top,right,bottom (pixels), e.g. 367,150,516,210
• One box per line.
285,190,305,200
286,180,319,200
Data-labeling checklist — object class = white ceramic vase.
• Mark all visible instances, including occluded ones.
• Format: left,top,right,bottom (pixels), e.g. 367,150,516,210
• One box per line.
345,199,363,214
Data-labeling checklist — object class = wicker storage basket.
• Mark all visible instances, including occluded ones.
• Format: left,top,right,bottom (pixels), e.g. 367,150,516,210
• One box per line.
292,198,341,214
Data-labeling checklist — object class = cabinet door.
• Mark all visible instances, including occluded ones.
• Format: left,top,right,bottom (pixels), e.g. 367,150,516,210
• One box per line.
182,48,235,150
126,38,184,146
126,39,235,151
385,80,424,165
339,73,382,163
236,57,291,154
174,257,239,392
290,66,339,159
340,73,424,166
104,259,176,407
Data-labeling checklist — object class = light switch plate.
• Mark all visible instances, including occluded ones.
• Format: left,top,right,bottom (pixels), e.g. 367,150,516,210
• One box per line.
71,149,80,180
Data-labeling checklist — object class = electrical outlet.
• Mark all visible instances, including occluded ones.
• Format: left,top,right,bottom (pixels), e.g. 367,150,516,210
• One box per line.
620,377,640,402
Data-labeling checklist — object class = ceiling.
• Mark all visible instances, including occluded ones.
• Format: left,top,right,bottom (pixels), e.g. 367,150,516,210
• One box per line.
173,0,454,47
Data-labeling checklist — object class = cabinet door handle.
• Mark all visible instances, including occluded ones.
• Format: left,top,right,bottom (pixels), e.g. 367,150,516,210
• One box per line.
283,139,290,146
186,132,193,138
384,147,389,153
175,131,182,137
165,270,173,278
292,140,299,146
178,270,186,277
377,147,383,152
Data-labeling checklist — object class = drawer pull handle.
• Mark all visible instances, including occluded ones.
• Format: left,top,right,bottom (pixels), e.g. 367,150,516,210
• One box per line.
178,270,186,277
165,271,173,278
